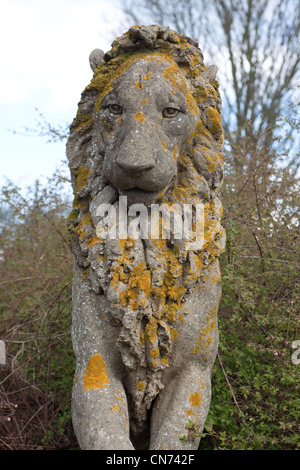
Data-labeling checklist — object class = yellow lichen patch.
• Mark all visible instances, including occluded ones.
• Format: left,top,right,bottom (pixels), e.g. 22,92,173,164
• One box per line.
202,200,224,253
186,93,198,116
135,81,143,89
144,71,152,80
172,145,178,161
136,381,146,391
162,141,167,151
150,348,159,358
75,212,92,241
160,356,169,366
178,313,186,323
83,354,109,391
139,330,145,346
170,329,178,341
110,238,136,290
192,305,218,354
145,317,158,345
189,392,202,407
115,390,124,402
68,209,79,223
206,161,217,172
193,85,209,102
186,393,203,419
187,120,211,145
118,117,123,124
164,63,188,94
86,236,100,247
75,166,90,191
111,404,121,413
141,98,148,105
211,275,220,285
119,261,151,310
134,112,146,123
72,193,87,211
73,112,93,133
206,107,222,137
167,170,199,204
149,359,158,368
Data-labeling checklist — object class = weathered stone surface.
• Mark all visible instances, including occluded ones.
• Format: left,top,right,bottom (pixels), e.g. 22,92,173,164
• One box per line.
67,24,226,450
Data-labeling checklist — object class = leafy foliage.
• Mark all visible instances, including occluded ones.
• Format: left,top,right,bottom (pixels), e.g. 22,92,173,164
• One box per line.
1,111,299,449
0,176,77,449
199,113,300,450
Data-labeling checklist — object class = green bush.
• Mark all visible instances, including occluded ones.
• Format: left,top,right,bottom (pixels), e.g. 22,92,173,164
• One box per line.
0,114,299,449
0,177,76,450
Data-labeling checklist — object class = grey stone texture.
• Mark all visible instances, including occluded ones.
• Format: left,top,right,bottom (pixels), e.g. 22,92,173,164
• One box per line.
66,25,226,450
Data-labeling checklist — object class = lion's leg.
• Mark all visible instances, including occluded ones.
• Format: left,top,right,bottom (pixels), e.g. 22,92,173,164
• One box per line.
149,362,213,450
71,265,134,450
149,258,221,450
72,363,134,450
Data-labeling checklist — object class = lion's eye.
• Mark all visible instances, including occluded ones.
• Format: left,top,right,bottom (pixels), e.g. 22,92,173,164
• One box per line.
108,104,123,115
162,107,180,118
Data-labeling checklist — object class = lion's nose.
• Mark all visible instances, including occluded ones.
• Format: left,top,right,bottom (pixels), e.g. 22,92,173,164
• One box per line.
117,158,155,176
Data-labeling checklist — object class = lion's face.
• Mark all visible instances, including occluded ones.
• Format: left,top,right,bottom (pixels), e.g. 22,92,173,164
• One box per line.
95,57,199,205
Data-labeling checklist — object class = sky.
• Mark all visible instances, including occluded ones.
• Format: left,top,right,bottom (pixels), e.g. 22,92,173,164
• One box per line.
0,0,129,191
1,0,299,195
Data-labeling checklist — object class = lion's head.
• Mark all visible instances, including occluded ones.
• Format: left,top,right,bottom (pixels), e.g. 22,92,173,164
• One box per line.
67,25,224,203
67,25,226,431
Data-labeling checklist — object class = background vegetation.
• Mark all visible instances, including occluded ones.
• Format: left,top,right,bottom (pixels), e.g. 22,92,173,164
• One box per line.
1,0,299,450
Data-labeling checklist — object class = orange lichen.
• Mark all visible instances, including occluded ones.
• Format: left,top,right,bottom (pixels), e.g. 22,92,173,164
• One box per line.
83,354,109,391
135,81,143,89
144,72,152,80
192,305,218,354
115,390,124,402
187,120,211,144
76,166,90,191
86,236,100,247
172,145,178,161
145,317,158,345
206,161,217,172
119,261,151,310
206,107,222,137
164,63,188,94
111,404,121,413
150,349,159,358
189,392,202,407
186,93,198,116
75,212,92,241
134,112,146,123
186,391,203,418
136,381,146,391
170,329,178,341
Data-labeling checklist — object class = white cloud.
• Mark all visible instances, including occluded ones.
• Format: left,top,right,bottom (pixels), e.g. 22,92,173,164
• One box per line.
0,0,127,111
0,0,129,188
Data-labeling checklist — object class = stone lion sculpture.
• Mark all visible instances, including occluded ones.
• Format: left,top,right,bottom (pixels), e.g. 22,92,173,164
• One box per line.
67,25,226,450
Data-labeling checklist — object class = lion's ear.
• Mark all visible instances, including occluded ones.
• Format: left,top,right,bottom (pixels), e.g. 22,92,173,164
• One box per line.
203,65,218,82
89,49,105,72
